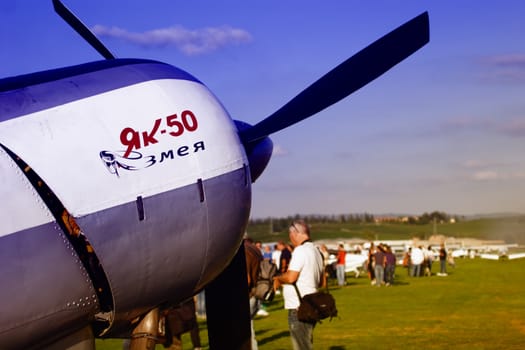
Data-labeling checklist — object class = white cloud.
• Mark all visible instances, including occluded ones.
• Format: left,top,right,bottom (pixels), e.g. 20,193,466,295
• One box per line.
482,54,525,67
461,159,509,170
272,144,288,156
478,54,525,83
470,170,525,181
497,119,525,138
471,170,500,181
437,116,525,139
463,159,487,169
92,24,252,55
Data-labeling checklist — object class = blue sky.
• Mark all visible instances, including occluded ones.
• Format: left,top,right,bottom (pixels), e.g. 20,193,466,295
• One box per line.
2,1,525,218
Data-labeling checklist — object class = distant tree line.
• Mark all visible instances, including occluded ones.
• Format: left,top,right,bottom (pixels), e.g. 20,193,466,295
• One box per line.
418,211,461,224
249,213,377,232
249,211,461,230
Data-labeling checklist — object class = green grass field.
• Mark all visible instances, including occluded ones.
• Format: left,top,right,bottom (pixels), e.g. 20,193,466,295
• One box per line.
96,257,525,350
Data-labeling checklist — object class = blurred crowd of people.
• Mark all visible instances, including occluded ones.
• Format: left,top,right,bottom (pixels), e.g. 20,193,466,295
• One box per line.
131,232,461,350
401,243,453,278
319,241,457,287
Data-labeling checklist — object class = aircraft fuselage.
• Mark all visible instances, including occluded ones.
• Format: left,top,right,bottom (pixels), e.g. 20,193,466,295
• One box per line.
0,59,251,348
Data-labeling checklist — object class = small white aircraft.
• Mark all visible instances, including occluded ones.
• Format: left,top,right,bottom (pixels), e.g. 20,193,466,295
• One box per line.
0,1,429,348
480,253,525,260
327,253,368,278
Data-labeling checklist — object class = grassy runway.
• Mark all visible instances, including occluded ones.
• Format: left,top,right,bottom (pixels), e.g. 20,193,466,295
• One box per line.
96,257,525,349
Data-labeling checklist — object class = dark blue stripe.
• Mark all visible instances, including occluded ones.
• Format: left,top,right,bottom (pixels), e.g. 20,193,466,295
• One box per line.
0,59,202,122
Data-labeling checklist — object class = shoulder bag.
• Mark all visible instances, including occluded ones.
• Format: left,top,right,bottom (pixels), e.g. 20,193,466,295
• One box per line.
293,283,337,324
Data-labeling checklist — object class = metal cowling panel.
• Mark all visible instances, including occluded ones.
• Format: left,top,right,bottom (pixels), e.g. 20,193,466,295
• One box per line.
0,223,99,350
76,167,250,336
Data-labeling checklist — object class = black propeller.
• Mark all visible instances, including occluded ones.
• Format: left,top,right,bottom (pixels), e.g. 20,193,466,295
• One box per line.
53,0,116,60
240,12,429,145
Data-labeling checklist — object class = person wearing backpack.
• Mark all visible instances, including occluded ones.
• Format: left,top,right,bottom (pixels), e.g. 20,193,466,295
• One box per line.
273,220,325,350
254,256,277,306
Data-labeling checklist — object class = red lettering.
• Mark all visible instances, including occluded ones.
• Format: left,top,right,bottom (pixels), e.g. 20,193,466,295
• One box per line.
142,118,161,146
166,114,184,137
120,127,140,158
119,111,199,155
181,110,198,131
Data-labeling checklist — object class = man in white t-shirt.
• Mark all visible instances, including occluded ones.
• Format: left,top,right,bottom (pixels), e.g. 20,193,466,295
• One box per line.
273,220,324,350
410,245,425,277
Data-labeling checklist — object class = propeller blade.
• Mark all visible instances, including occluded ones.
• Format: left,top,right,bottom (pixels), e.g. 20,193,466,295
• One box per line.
240,12,429,144
52,0,116,60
